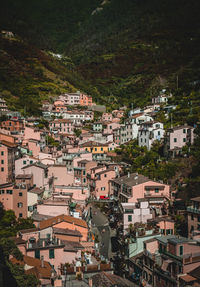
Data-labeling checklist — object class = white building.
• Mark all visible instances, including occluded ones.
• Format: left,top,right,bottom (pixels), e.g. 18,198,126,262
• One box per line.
122,201,153,234
138,121,164,150
64,92,80,106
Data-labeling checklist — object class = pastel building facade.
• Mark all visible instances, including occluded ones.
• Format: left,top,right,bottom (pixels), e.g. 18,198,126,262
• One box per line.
165,125,194,157
0,174,33,218
88,168,116,199
49,119,74,134
122,201,153,234
109,173,170,204
0,140,17,184
79,93,93,106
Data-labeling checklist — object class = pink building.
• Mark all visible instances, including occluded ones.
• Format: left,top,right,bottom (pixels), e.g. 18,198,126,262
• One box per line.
74,159,97,185
23,126,41,144
102,113,113,122
15,155,37,176
28,139,40,157
0,174,33,218
54,186,89,206
109,173,170,203
165,125,194,157
37,197,70,217
49,119,74,134
103,122,120,135
48,165,74,186
155,236,200,287
88,168,116,199
22,162,49,189
0,139,17,184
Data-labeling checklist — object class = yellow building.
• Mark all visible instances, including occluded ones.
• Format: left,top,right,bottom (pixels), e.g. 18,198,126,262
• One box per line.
80,141,108,154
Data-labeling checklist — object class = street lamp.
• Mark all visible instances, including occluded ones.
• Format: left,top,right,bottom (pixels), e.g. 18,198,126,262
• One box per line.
63,266,67,287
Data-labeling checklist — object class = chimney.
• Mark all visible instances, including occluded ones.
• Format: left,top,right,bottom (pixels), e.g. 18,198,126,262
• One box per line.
41,255,44,268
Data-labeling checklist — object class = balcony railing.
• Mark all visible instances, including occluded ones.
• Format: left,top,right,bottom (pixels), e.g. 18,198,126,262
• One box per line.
187,207,200,214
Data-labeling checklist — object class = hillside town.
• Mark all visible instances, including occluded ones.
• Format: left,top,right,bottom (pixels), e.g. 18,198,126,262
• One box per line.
0,89,200,287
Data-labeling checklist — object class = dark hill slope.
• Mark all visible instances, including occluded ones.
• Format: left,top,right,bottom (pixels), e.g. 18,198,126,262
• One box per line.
0,0,200,107
0,34,92,115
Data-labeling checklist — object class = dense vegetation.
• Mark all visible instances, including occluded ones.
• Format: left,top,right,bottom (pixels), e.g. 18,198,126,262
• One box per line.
1,0,199,107
0,34,95,115
0,206,38,287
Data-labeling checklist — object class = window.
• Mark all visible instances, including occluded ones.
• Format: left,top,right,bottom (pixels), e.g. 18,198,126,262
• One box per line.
23,160,26,164
19,213,23,218
30,160,33,164
128,215,132,222
1,160,4,164
101,147,103,151
83,178,86,183
179,245,183,256
183,129,186,133
101,187,105,191
1,167,4,172
95,148,97,151
17,202,23,208
158,131,160,136
1,151,4,156
104,174,107,178
174,138,177,142
1,190,4,194
191,214,194,220
35,250,40,259
49,249,55,259
183,138,186,142
83,171,86,176
19,192,23,196
155,188,159,193
6,190,12,194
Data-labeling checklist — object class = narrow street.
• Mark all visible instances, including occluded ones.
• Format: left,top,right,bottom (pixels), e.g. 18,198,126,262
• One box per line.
90,205,114,260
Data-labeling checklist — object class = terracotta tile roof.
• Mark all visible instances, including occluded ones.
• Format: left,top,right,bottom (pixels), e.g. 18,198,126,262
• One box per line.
110,173,150,187
0,140,17,148
10,236,26,245
180,274,197,282
63,240,84,251
91,271,135,287
53,227,82,237
19,228,40,234
39,214,88,230
80,141,108,147
11,255,52,279
189,265,200,280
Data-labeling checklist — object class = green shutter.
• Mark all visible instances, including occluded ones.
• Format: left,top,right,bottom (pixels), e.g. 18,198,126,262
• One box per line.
49,249,55,259
35,249,40,259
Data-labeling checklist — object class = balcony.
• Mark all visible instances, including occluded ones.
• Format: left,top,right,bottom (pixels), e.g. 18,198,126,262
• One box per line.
187,207,200,214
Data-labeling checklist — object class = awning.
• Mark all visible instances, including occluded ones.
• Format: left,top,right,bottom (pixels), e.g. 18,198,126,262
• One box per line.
69,202,76,208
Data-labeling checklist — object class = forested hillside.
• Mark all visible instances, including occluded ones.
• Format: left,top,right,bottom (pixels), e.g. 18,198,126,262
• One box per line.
0,0,199,108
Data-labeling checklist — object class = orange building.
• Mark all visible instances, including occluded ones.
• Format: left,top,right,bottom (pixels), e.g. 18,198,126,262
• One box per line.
0,119,24,132
79,93,93,106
